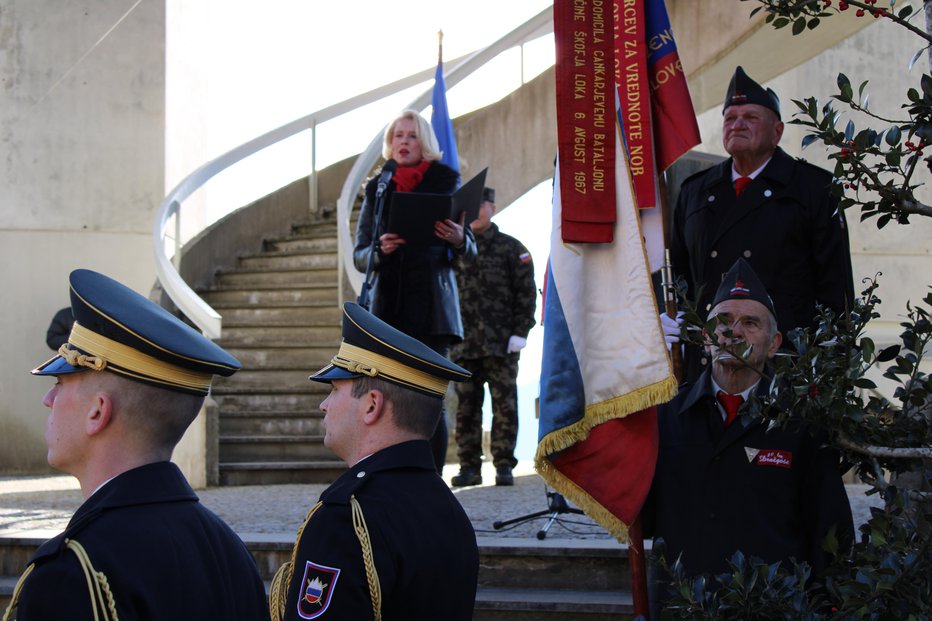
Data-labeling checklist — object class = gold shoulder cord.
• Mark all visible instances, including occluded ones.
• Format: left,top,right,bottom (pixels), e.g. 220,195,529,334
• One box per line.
2,539,119,621
268,497,382,621
350,495,382,621
269,502,323,621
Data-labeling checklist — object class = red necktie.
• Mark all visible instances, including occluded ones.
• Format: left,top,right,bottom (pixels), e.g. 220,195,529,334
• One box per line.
717,391,744,427
734,176,752,197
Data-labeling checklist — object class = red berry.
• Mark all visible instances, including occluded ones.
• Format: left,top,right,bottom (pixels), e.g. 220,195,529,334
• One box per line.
856,9,865,16
839,1,848,9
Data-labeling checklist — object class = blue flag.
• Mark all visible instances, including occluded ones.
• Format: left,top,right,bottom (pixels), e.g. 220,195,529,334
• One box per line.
431,60,459,173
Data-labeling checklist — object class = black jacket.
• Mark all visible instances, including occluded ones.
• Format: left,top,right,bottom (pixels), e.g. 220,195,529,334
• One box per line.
354,161,476,342
671,147,854,337
16,462,269,621
645,369,854,579
281,440,479,621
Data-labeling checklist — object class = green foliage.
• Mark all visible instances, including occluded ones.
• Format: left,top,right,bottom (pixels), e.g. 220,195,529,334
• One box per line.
745,0,932,225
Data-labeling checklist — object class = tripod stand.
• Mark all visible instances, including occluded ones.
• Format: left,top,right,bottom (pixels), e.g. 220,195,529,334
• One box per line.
492,488,585,540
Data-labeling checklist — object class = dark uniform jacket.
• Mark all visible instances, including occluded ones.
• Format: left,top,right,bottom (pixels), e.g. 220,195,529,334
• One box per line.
645,369,854,580
670,147,854,338
452,223,537,360
16,462,269,621
354,161,477,342
282,440,479,621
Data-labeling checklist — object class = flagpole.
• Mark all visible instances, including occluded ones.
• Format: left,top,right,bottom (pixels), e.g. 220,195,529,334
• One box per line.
437,29,443,64
659,170,684,384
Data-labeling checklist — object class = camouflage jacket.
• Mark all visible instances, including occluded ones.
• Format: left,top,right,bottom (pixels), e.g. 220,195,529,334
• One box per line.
452,223,537,360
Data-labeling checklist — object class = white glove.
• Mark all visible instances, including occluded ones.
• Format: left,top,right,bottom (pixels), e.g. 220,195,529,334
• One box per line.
506,335,527,353
660,311,684,351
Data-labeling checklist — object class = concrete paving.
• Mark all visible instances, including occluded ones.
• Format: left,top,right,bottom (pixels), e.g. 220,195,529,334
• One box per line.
0,461,882,543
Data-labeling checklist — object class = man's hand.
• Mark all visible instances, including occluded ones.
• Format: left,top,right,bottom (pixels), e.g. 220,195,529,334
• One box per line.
661,311,685,351
506,336,527,353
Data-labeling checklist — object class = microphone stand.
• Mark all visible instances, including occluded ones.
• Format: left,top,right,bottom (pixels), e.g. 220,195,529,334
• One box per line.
357,163,396,310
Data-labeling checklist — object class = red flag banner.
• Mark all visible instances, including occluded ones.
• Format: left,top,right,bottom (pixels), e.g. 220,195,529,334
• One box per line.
615,0,656,210
554,0,616,243
646,0,701,171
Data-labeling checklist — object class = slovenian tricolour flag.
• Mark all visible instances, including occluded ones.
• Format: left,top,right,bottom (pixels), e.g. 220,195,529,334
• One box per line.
537,0,689,543
536,146,677,542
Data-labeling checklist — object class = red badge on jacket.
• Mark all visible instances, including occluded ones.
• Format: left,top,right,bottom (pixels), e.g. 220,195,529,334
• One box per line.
755,449,792,469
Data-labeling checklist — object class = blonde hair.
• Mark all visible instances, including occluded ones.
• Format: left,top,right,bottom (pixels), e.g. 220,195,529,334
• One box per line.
382,109,442,162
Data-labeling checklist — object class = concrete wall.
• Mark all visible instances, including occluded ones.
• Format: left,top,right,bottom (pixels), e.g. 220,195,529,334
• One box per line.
691,18,932,348
0,0,166,473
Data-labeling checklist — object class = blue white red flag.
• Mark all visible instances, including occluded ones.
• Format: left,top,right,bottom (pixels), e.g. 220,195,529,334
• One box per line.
535,134,677,541
431,58,460,173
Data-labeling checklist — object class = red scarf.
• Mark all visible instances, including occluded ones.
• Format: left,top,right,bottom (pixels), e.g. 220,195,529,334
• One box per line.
392,160,432,193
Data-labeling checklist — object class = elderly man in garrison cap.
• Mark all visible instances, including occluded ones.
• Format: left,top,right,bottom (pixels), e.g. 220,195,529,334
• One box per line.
5,269,269,621
665,66,854,382
269,303,479,621
645,259,854,613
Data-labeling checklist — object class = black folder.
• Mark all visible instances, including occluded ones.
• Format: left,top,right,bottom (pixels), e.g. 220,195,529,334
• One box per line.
387,168,488,246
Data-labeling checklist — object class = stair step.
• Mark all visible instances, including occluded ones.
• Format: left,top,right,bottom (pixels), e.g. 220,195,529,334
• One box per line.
213,305,340,327
214,370,332,391
219,434,331,462
213,393,326,414
215,268,338,288
0,535,633,614
218,461,346,486
263,236,337,254
290,222,337,238
474,587,632,620
217,325,341,347
219,411,325,436
238,252,337,271
219,347,333,370
202,287,338,307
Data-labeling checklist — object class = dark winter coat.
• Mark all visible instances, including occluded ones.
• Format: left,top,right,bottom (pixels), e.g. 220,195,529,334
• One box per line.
670,147,854,336
353,161,476,342
280,440,479,621
15,462,269,621
645,369,854,580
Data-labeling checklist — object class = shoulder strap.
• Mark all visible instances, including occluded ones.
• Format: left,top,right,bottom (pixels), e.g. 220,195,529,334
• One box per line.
2,539,119,621
269,501,324,621
268,497,383,621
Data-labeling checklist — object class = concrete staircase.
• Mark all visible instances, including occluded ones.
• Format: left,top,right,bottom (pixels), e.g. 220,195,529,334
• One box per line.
0,534,635,620
199,218,347,486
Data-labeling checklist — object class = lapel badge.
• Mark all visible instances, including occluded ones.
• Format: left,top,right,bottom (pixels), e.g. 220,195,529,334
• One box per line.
756,449,793,469
744,447,759,463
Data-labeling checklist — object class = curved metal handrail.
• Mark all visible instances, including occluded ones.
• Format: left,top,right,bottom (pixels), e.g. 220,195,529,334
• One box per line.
153,6,553,339
337,8,554,296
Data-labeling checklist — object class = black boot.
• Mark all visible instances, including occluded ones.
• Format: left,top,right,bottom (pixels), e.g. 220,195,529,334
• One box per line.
495,467,514,486
451,468,483,487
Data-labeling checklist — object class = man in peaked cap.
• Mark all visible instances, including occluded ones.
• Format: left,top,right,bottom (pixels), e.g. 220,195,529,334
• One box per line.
645,259,854,614
8,269,269,621
270,302,478,621
665,65,854,382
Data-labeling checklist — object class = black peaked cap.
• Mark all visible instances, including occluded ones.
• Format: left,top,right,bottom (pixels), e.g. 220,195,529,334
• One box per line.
32,269,240,395
310,303,470,398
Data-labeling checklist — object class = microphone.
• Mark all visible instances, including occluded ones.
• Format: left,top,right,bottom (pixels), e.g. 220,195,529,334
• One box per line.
376,159,398,195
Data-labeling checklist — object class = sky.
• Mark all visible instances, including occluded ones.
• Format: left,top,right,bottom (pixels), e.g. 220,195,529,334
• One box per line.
194,1,557,461
195,1,555,220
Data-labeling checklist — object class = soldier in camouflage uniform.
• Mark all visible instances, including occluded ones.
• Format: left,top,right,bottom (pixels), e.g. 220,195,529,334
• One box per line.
450,187,537,487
